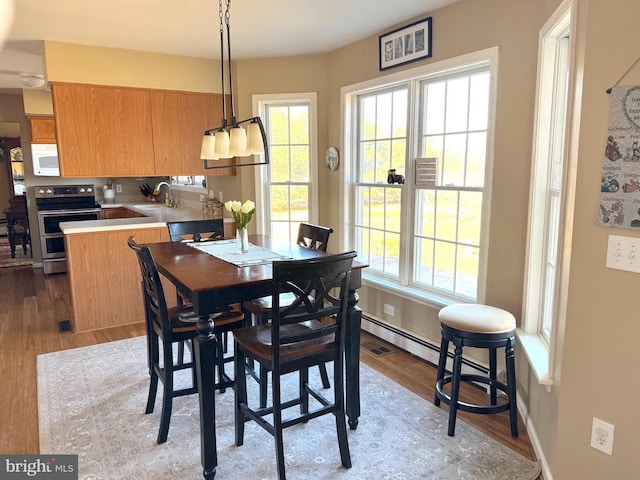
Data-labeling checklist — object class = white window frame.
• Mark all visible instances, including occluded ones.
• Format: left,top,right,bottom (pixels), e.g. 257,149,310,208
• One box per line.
252,93,319,237
518,0,577,387
340,48,499,307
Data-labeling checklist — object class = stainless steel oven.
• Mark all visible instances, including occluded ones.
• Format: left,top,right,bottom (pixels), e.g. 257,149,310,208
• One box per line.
35,185,101,274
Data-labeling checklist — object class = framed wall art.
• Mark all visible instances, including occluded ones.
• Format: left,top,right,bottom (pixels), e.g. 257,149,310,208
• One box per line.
379,16,432,71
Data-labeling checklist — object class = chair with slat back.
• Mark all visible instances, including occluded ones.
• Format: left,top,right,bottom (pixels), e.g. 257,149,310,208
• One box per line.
242,222,334,407
166,219,240,386
167,218,224,243
234,251,357,480
128,236,243,444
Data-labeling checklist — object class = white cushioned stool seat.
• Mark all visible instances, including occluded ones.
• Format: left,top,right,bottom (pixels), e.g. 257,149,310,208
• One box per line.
434,303,518,438
438,304,516,334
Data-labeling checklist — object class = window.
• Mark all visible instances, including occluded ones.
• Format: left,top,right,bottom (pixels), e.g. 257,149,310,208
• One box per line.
519,0,574,386
171,175,206,188
253,93,318,242
346,50,497,305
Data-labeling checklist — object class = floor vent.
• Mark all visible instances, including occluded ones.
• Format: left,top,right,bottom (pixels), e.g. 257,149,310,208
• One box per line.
58,320,72,332
361,340,394,357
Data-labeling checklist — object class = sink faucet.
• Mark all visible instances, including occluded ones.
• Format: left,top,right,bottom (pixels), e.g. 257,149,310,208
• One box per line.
154,181,173,207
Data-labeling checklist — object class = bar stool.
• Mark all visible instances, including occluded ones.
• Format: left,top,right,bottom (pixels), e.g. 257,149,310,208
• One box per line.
434,303,518,437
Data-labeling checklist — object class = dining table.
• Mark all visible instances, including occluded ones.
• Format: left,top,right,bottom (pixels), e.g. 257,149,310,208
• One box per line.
145,234,367,479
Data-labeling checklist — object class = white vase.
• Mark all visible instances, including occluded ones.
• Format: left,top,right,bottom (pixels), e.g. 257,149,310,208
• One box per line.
237,227,249,253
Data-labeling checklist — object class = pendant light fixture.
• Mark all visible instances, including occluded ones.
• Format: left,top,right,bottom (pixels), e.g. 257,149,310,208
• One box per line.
201,0,269,169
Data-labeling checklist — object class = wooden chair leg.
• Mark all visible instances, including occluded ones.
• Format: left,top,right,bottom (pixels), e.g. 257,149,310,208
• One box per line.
157,361,173,444
234,347,247,446
489,347,497,405
447,344,463,436
272,370,286,480
506,339,519,437
318,362,330,389
434,336,449,406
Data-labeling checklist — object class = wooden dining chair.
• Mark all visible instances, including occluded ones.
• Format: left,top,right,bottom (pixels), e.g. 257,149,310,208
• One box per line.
234,251,357,480
167,219,238,379
128,236,244,444
242,222,334,407
166,218,224,243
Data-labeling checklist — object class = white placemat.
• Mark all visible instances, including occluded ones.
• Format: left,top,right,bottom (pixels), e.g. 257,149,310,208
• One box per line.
186,239,291,267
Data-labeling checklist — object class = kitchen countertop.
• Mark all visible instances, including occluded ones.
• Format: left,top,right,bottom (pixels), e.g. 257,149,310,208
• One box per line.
60,202,231,234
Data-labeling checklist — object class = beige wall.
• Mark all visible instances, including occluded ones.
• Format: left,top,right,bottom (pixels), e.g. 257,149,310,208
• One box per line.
554,0,640,477
44,41,221,92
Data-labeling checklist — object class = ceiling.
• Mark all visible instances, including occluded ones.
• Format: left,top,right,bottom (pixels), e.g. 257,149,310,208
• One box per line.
0,0,458,94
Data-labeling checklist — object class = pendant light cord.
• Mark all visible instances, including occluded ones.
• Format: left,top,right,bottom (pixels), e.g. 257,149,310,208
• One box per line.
225,0,237,125
218,0,227,126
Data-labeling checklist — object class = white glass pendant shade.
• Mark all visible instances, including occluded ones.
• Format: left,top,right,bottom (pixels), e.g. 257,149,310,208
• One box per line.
246,122,265,154
200,134,216,159
228,126,248,157
213,130,231,158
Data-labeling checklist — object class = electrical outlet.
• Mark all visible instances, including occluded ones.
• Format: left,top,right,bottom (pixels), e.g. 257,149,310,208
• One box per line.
115,184,122,193
383,303,395,316
590,417,614,455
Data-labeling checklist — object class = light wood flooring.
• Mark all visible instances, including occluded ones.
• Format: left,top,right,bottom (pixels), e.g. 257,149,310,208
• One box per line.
0,265,539,476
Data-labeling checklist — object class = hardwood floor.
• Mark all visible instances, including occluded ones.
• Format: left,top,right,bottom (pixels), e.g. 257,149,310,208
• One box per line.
0,265,539,475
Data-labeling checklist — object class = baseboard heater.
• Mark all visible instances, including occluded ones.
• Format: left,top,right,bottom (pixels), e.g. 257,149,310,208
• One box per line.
361,313,489,376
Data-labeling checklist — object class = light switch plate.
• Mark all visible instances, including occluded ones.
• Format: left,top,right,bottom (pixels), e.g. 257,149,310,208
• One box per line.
606,234,640,273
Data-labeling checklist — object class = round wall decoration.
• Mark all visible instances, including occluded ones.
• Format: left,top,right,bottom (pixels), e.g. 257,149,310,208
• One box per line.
325,146,339,171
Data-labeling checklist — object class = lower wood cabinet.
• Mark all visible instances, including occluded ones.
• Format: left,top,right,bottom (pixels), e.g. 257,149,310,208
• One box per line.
65,227,175,332
100,207,146,220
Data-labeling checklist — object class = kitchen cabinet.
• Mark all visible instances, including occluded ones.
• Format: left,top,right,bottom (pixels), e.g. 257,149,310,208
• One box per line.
51,82,235,177
27,116,57,143
65,226,175,332
52,83,155,177
151,90,235,176
100,207,146,219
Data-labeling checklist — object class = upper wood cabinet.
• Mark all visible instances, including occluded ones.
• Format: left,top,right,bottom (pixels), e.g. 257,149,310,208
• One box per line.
151,90,235,176
27,117,57,143
51,82,235,178
52,83,155,177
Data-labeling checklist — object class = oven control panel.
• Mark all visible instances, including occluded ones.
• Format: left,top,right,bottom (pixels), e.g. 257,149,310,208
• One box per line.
35,185,95,198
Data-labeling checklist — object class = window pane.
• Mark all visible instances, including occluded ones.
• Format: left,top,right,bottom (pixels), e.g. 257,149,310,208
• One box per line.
271,146,290,182
458,191,482,246
361,142,376,183
466,132,487,186
370,187,386,230
271,186,290,220
417,190,435,238
375,140,391,183
456,245,479,298
376,92,392,139
269,107,289,144
415,237,434,285
384,231,400,276
442,133,466,186
386,188,402,232
391,139,406,173
424,81,446,135
469,72,490,131
290,185,308,221
434,190,458,242
289,106,309,144
291,146,309,181
434,240,455,291
392,89,408,138
445,77,470,133
361,96,377,140
370,229,385,272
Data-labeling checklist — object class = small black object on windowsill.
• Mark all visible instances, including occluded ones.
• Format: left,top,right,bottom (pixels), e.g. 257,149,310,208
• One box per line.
387,169,405,184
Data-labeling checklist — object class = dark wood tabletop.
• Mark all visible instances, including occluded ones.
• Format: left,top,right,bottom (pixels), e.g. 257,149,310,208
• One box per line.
145,234,366,479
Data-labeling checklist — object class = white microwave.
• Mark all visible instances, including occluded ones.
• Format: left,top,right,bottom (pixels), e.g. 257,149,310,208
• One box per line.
32,143,60,176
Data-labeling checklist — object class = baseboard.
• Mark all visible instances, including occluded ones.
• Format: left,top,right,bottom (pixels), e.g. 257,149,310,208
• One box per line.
516,396,551,479
361,313,489,378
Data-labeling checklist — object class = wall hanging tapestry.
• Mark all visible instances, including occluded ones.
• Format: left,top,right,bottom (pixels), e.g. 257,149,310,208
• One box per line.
597,86,640,229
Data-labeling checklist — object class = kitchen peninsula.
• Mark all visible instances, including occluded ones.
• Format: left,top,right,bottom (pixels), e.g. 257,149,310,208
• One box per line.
60,203,233,332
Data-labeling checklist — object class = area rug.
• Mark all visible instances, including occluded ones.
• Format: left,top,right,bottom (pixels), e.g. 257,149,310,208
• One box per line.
37,337,541,480
0,235,33,268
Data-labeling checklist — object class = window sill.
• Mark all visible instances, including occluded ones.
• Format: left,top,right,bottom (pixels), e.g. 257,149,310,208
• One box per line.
515,328,553,387
362,275,458,310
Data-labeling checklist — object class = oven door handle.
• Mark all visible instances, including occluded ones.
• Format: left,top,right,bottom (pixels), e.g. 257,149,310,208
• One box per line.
37,208,101,216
